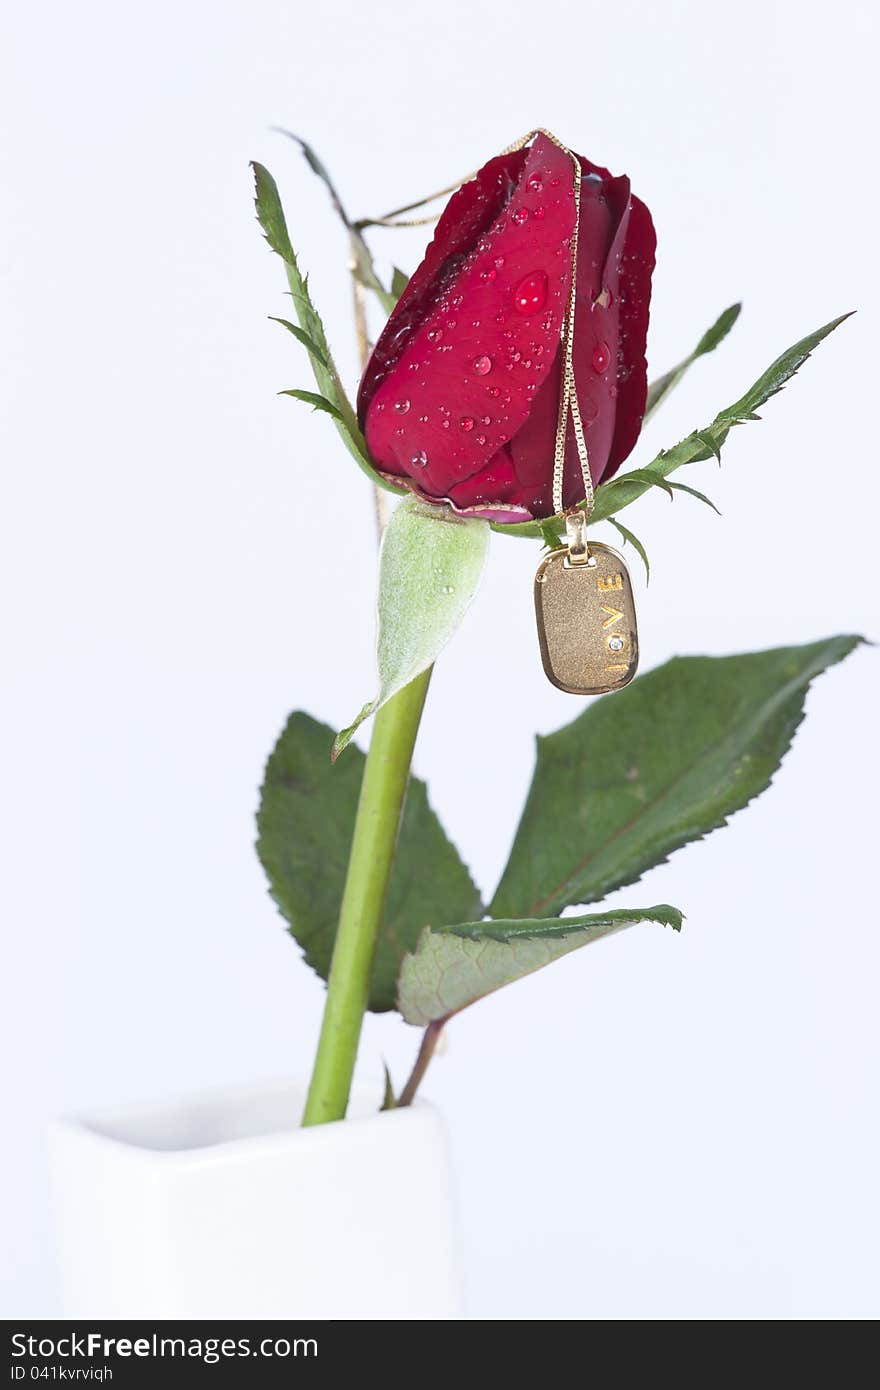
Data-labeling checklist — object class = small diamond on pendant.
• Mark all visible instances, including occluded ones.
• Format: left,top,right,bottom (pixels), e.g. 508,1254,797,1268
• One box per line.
608,636,625,652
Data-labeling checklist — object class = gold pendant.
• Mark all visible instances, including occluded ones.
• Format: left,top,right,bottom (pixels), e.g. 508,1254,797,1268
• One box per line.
534,515,638,695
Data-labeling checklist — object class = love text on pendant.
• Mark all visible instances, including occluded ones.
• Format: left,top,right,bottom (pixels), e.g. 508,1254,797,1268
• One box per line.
534,541,639,695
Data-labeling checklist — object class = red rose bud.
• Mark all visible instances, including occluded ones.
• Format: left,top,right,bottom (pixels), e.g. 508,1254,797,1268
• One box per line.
357,133,656,522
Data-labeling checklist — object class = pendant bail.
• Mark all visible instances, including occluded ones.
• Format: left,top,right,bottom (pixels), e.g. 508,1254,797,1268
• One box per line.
565,510,592,566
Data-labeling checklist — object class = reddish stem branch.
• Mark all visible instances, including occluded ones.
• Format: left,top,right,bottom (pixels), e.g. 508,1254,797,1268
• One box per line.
397,1019,447,1107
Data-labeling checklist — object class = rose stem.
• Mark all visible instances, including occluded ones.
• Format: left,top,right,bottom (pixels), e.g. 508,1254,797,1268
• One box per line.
397,1019,446,1108
301,668,432,1126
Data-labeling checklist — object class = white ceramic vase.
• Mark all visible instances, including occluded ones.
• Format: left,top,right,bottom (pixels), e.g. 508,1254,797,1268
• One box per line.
49,1078,463,1320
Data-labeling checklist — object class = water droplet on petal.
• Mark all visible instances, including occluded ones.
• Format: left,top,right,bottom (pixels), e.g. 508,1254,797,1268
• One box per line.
441,419,450,429
581,396,599,422
473,354,492,376
410,450,428,468
459,416,474,432
394,399,411,414
427,328,444,343
512,207,530,225
494,256,505,269
452,294,464,308
476,435,487,445
528,175,543,192
513,271,549,315
592,341,611,373
533,207,545,220
480,268,497,282
477,238,491,253
481,415,491,425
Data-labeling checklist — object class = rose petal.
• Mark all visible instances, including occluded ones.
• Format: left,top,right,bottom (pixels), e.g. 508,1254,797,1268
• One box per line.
603,193,656,480
357,147,528,427
361,134,577,500
502,172,631,514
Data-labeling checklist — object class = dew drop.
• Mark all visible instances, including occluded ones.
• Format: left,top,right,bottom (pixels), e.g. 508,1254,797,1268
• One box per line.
418,414,429,422
481,415,492,425
473,354,493,376
476,435,487,445
427,328,444,343
592,341,611,373
459,416,474,432
494,256,505,269
512,207,530,225
533,207,545,220
452,294,464,308
528,175,544,192
477,238,491,253
441,419,450,429
410,450,428,468
581,396,599,423
513,271,549,316
487,386,500,397
441,584,454,594
394,399,410,414
480,268,497,282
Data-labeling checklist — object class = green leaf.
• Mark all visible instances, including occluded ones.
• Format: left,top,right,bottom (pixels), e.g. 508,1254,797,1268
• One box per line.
271,130,397,315
645,303,741,419
269,317,330,369
604,468,674,500
491,311,851,539
271,128,351,224
391,266,409,301
279,388,343,419
489,635,863,919
334,497,489,758
665,480,721,514
381,1063,398,1110
252,161,405,495
398,906,682,1026
257,711,482,1013
607,517,650,582
717,312,853,422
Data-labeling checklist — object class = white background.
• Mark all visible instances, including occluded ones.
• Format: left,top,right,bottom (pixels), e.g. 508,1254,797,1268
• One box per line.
2,0,878,1320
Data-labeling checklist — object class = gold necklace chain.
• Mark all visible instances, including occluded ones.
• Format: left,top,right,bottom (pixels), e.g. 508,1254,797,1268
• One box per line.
363,129,593,522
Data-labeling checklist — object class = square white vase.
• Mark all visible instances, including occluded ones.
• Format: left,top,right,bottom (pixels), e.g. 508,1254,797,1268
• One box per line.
48,1078,463,1320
